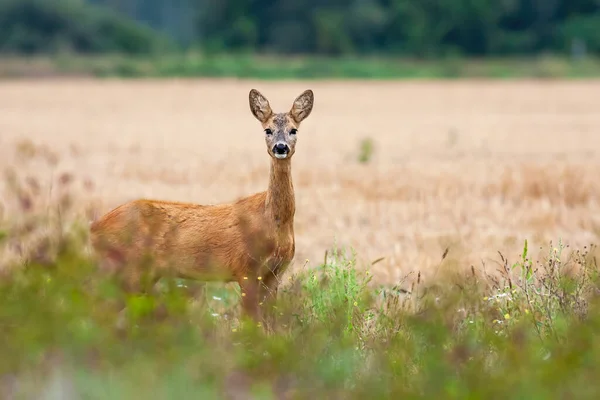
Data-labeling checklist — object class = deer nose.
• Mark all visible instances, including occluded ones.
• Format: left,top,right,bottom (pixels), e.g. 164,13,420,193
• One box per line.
273,143,289,154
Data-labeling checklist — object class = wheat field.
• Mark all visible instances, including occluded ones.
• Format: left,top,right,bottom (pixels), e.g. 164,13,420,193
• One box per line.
1,79,599,287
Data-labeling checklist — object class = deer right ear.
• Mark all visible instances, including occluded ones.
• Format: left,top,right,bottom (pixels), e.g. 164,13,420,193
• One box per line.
249,89,273,123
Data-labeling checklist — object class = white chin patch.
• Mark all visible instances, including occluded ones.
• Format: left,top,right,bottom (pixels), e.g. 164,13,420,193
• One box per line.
274,153,288,159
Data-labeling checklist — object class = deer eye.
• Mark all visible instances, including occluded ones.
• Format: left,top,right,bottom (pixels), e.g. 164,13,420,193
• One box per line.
265,129,273,135
290,129,297,135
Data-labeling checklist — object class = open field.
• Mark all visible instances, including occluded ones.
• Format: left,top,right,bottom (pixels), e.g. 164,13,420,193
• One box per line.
2,79,600,282
1,79,600,398
1,79,599,284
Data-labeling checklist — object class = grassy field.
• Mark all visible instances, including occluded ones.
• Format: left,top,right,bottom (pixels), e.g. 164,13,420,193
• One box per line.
1,79,600,398
2,54,600,79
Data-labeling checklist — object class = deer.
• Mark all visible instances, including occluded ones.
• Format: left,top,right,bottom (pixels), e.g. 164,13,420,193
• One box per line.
89,89,314,324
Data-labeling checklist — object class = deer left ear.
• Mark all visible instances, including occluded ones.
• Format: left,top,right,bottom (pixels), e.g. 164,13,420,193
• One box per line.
290,89,314,123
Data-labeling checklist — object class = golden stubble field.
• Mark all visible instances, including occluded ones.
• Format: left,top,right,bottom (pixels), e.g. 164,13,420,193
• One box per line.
1,78,599,287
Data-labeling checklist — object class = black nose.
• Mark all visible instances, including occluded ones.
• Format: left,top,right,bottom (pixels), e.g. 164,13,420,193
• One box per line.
273,143,289,154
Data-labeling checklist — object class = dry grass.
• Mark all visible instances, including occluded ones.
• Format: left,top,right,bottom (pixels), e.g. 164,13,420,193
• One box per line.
1,79,599,288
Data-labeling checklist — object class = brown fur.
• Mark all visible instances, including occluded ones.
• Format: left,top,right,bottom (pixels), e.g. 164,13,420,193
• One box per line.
90,89,314,321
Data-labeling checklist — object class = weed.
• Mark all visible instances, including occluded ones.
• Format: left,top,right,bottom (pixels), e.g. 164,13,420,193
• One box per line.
358,138,374,164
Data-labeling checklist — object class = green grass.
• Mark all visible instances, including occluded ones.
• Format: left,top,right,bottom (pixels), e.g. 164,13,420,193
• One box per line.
3,52,600,79
1,203,600,398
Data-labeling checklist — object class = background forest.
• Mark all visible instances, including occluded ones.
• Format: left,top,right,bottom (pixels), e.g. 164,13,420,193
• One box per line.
0,0,598,57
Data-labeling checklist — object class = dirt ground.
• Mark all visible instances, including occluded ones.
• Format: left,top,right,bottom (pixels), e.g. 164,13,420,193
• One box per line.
1,79,599,286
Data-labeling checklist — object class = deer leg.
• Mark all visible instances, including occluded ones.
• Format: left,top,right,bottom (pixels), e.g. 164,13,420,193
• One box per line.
238,277,261,322
98,249,158,294
258,270,280,331
95,247,161,329
259,270,279,304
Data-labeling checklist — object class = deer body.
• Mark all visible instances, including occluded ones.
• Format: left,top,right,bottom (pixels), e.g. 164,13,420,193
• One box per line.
90,89,313,320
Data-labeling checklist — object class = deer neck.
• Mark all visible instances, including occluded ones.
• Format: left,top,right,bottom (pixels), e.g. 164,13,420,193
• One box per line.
265,158,295,228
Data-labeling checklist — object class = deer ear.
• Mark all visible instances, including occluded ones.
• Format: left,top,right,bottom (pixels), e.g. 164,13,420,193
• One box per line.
290,89,314,123
249,89,273,123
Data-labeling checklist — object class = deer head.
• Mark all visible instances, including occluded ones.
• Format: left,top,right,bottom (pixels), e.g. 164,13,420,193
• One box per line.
249,89,314,160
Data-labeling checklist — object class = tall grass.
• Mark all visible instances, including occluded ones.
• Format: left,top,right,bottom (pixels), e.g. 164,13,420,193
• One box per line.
1,167,600,399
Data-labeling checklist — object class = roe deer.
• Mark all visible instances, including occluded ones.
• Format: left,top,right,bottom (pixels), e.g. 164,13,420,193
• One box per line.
90,89,314,322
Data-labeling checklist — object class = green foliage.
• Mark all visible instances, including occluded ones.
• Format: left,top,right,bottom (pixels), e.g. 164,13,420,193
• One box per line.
88,0,600,57
2,0,599,58
0,0,173,54
11,53,600,79
559,14,600,55
1,208,600,398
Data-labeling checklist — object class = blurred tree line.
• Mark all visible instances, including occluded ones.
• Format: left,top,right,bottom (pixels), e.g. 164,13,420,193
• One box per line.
1,0,599,57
